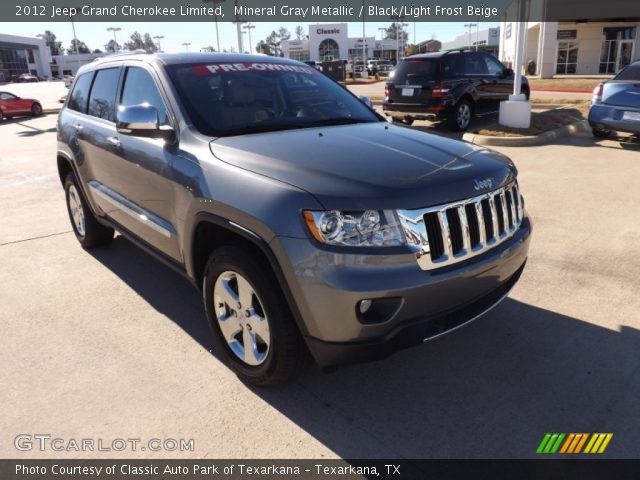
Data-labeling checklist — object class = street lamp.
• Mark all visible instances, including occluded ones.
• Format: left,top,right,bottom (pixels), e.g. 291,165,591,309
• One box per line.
107,26,121,52
378,27,386,60
464,23,477,50
243,23,255,53
153,35,164,52
182,42,191,52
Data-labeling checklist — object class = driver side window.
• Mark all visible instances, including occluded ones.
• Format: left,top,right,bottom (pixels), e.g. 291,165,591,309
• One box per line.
483,55,505,76
120,67,169,125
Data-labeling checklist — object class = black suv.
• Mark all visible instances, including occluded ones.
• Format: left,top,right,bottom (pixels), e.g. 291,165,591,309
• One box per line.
383,51,530,131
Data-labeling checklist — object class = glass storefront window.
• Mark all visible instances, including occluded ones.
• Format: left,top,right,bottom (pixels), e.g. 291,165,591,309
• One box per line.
0,46,30,81
556,41,578,74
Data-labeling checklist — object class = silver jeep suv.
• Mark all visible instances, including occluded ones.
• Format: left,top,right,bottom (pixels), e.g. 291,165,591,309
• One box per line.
57,53,531,385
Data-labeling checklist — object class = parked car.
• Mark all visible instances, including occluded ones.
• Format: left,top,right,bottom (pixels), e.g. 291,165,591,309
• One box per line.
383,50,530,131
57,53,531,385
367,59,393,76
0,91,42,120
15,73,38,83
589,61,640,137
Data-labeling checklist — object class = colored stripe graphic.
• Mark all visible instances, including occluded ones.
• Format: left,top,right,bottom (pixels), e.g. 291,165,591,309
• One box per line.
538,433,613,454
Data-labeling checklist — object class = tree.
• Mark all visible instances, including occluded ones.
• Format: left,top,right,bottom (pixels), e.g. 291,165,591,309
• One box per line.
123,32,144,51
41,30,63,56
201,46,216,52
104,39,120,53
92,48,103,54
385,22,409,42
294,26,305,41
405,44,418,56
259,27,291,57
142,33,158,53
67,39,91,54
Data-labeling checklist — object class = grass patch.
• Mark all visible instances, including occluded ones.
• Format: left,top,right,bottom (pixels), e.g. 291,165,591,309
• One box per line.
529,78,604,91
476,106,586,137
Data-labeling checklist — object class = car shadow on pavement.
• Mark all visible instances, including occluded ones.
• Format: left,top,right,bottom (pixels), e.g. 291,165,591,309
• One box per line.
88,236,640,458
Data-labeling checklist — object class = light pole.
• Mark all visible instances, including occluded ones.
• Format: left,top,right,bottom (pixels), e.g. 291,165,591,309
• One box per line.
378,27,386,60
243,23,255,53
398,22,408,60
464,23,477,50
182,42,191,52
107,26,121,52
153,35,164,52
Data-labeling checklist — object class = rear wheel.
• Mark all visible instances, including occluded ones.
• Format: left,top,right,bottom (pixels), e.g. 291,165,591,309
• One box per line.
448,99,473,131
31,103,42,116
592,128,611,138
203,246,309,386
64,172,114,248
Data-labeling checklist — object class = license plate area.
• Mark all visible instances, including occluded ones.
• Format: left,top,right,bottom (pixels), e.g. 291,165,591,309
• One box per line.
622,111,640,121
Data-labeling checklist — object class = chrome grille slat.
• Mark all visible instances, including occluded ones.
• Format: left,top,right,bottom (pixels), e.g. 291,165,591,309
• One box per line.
397,182,525,271
499,192,509,236
437,210,453,260
474,201,486,248
488,195,499,241
457,205,471,254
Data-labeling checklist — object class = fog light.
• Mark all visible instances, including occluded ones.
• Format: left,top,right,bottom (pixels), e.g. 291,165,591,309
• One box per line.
358,299,373,314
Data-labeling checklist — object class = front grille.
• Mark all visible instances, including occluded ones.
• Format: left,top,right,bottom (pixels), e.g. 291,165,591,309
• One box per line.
398,183,524,271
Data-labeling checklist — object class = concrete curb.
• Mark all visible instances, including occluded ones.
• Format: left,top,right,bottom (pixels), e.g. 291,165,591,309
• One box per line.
462,120,589,147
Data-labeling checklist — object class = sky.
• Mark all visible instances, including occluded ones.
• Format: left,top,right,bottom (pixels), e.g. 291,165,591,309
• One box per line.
0,21,497,53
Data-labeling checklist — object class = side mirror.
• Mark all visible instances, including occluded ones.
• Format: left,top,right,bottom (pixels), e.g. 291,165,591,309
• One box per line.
358,95,373,109
116,105,175,142
502,68,514,78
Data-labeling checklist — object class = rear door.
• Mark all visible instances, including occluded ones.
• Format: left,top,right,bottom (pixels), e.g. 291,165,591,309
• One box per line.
464,52,494,112
387,58,441,104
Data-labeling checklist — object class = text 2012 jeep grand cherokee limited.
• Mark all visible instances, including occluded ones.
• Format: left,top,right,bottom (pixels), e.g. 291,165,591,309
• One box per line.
57,53,531,385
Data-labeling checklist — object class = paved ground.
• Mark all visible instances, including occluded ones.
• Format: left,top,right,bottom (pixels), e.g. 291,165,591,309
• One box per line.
2,114,640,459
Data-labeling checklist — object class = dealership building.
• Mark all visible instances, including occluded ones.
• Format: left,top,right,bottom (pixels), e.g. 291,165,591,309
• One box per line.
500,20,639,77
281,23,402,62
0,33,52,81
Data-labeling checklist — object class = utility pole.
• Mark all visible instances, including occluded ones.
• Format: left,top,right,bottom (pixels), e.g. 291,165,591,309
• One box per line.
362,0,366,70
182,42,191,52
234,0,243,53
153,35,164,52
107,27,121,51
243,23,255,54
464,23,477,50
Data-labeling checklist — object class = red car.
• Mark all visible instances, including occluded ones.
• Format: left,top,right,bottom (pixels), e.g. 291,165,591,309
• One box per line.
0,91,42,120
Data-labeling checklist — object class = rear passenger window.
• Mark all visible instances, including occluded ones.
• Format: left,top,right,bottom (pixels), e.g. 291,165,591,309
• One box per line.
87,68,120,121
465,54,489,75
67,72,93,113
442,55,464,78
120,67,169,125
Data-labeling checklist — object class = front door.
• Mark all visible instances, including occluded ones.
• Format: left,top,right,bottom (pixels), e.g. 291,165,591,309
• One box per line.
617,40,634,72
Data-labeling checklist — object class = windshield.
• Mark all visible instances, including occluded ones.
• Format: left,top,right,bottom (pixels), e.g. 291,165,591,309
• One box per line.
166,61,381,137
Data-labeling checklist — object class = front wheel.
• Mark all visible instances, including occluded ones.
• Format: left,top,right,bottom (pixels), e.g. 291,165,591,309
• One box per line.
64,172,114,248
448,99,473,131
203,246,309,386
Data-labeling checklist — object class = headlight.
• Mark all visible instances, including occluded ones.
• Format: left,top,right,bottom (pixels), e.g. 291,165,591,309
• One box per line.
303,210,406,247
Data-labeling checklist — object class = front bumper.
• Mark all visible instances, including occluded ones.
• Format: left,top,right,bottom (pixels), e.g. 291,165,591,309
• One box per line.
589,103,640,134
271,215,532,367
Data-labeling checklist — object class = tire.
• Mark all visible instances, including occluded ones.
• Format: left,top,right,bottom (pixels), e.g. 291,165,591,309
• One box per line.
203,246,309,386
592,128,611,138
31,103,42,116
64,172,114,248
0,110,4,121
522,87,530,101
392,116,413,126
448,98,473,131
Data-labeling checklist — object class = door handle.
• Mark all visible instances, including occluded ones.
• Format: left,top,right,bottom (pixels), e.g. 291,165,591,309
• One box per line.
107,137,121,147
73,124,83,132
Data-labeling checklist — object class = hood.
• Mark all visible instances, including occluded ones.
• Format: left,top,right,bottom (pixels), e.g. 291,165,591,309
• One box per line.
209,122,517,210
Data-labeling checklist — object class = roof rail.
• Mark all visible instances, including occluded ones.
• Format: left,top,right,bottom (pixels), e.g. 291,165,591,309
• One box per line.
93,49,149,61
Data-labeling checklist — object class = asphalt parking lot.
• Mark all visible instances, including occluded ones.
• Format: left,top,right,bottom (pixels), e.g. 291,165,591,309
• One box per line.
2,113,640,459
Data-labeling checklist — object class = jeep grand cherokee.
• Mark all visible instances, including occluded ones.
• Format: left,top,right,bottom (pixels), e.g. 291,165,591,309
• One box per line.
57,53,531,385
